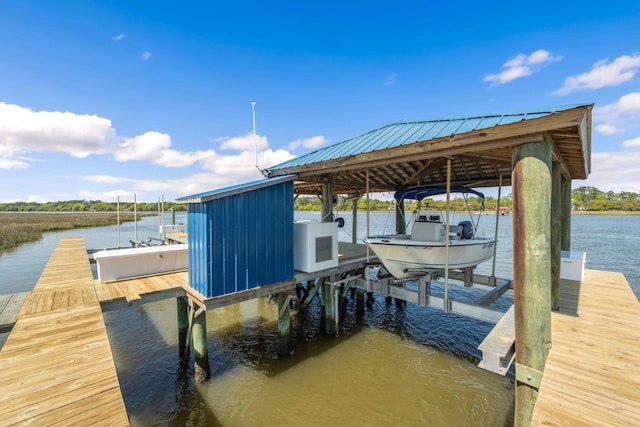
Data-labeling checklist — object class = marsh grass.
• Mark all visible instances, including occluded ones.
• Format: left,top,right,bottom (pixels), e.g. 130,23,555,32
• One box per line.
0,212,147,252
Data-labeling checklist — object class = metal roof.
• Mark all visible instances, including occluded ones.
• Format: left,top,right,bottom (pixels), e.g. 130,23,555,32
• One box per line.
265,104,592,195
176,175,294,204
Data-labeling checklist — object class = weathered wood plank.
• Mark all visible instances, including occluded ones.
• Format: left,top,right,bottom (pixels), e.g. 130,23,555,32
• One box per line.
0,292,30,331
94,282,114,302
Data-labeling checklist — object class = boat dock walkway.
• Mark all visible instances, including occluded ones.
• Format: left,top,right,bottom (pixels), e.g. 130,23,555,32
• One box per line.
0,291,29,333
0,238,129,426
1,237,639,425
532,269,640,426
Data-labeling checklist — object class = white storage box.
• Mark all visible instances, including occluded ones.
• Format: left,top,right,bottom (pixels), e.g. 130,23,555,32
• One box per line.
294,221,339,273
94,244,188,282
560,250,586,281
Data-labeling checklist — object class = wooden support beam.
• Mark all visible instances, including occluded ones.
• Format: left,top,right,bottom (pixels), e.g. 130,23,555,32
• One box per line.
512,140,552,427
561,174,572,251
177,296,190,359
277,292,292,357
301,278,323,310
321,182,334,222
356,289,365,312
192,309,211,383
551,161,562,311
322,280,336,335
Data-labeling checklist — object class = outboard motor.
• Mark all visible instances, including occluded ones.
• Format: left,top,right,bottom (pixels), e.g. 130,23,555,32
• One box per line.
457,220,474,239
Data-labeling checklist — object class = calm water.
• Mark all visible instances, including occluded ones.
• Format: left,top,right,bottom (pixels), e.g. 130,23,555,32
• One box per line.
1,212,639,426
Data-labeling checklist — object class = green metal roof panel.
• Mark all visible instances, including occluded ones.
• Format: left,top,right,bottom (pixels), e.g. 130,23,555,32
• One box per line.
267,104,589,171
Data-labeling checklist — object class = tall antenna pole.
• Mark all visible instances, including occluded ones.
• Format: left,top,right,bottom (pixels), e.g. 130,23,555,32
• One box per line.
252,101,257,166
252,101,263,174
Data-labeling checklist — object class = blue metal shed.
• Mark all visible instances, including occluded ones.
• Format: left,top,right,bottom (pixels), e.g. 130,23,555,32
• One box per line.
176,176,294,298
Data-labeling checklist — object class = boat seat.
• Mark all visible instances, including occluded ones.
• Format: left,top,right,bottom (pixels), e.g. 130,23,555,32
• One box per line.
411,222,446,241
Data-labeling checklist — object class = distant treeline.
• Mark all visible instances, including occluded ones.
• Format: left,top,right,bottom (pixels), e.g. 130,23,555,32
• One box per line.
295,186,640,212
0,186,637,213
296,195,503,212
0,200,187,212
571,186,640,211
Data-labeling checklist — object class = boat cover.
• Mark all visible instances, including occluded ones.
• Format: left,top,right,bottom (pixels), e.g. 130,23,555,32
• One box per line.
394,186,485,201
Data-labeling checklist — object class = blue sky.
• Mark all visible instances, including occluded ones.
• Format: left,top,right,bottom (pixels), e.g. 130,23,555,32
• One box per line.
1,0,640,202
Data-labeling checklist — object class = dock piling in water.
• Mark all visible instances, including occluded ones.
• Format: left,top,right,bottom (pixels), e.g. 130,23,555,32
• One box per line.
192,308,211,383
512,140,553,426
277,291,292,357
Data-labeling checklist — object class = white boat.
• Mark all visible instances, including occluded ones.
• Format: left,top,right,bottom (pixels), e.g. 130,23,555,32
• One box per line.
364,186,495,279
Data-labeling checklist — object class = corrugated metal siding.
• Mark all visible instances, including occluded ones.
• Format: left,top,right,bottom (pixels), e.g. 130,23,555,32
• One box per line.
187,179,294,298
268,104,589,170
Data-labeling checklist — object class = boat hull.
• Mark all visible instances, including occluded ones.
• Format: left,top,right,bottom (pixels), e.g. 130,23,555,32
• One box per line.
364,237,495,279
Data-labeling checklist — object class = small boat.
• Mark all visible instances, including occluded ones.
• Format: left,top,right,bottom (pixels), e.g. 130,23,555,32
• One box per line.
364,186,495,279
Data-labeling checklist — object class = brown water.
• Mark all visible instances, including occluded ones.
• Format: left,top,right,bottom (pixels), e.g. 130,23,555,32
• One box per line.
105,285,514,426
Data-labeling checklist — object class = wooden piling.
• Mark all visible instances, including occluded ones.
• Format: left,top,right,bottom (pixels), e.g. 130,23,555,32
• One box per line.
322,281,336,335
551,161,561,311
192,309,211,383
512,141,552,427
561,175,572,251
356,289,365,312
321,182,334,223
277,292,292,357
320,181,336,335
177,296,190,359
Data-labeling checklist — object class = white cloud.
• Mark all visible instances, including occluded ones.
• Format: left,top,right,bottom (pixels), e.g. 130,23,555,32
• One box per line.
554,54,640,96
82,175,133,184
141,52,151,60
0,157,29,169
114,131,214,167
113,34,126,41
0,102,114,165
217,132,268,151
484,49,562,86
593,92,640,134
585,151,640,192
595,124,623,135
622,137,640,148
287,136,329,151
78,189,137,201
0,101,303,201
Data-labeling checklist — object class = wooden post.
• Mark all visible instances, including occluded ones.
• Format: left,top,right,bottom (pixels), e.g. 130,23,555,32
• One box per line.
177,296,190,359
561,175,572,251
321,182,334,223
356,288,365,312
551,161,561,311
352,197,358,244
192,308,211,383
320,181,337,335
395,198,406,235
512,141,552,427
277,292,292,357
323,280,336,335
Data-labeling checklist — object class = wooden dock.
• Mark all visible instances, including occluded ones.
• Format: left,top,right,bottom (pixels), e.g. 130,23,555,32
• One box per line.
0,291,29,333
2,236,640,425
0,238,129,426
532,269,640,426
